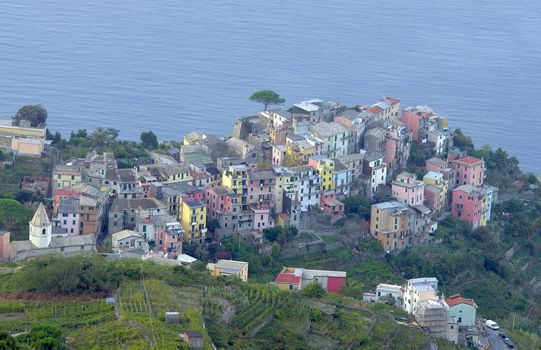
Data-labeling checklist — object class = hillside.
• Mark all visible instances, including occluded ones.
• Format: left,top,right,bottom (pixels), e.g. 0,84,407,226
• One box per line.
0,255,457,350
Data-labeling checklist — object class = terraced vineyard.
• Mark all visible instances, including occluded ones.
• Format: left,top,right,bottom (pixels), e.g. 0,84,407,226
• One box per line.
0,279,214,350
203,283,312,348
117,279,213,350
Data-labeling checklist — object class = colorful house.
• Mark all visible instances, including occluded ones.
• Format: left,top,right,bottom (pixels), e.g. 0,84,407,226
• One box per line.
52,164,82,193
391,172,425,206
272,166,298,213
423,171,448,214
181,200,207,243
308,155,334,192
207,260,249,282
449,156,485,187
320,192,345,220
451,185,493,229
274,267,346,293
370,201,410,252
222,164,249,211
445,294,478,327
247,170,275,209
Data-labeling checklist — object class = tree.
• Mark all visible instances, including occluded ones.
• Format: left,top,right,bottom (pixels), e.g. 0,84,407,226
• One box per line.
453,128,474,151
140,130,158,150
300,282,326,298
271,242,281,258
13,104,48,127
342,194,371,219
263,227,281,242
0,199,34,241
249,90,285,111
0,331,18,350
90,127,119,149
15,324,65,350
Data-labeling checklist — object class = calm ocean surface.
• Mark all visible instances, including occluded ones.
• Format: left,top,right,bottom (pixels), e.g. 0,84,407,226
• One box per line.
1,1,540,172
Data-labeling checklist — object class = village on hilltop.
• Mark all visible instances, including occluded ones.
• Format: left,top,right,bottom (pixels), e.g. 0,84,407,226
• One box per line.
0,95,499,347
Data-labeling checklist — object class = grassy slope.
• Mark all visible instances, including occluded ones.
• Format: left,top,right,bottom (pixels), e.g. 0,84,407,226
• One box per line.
0,255,435,350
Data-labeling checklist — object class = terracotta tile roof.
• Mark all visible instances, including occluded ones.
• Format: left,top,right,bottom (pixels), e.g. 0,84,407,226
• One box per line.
368,106,383,114
455,156,482,165
275,273,301,284
445,294,476,307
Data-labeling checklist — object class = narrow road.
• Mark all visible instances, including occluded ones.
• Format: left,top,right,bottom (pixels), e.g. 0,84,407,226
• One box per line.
483,325,512,350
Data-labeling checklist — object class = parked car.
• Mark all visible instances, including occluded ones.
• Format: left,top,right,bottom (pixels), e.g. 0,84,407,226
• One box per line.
503,337,514,348
498,332,507,338
485,320,500,330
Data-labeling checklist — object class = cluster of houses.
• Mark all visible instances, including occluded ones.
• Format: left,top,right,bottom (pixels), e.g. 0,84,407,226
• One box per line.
0,95,496,264
370,153,496,252
363,278,478,345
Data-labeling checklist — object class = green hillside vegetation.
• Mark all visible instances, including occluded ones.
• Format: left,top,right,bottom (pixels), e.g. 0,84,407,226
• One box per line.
0,156,50,201
0,199,33,241
0,254,447,350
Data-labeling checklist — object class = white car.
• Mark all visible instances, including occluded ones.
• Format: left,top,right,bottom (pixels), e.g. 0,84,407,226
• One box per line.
486,320,500,330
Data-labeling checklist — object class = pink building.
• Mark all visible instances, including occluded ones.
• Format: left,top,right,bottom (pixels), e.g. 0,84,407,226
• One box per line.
424,185,443,215
449,156,485,187
247,171,275,209
205,186,236,220
451,185,488,228
320,192,345,220
426,157,448,173
53,188,81,213
402,107,428,141
391,172,425,205
272,145,285,165
156,222,184,257
139,176,158,198
251,207,273,231
179,185,205,209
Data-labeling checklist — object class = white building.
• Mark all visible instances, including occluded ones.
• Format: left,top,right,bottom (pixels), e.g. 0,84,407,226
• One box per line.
375,283,403,306
308,122,352,158
29,203,52,248
290,165,322,211
112,230,149,254
403,277,439,315
5,203,96,261
293,99,338,123
363,153,387,196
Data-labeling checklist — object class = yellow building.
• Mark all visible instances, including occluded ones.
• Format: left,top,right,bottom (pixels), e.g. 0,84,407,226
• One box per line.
284,139,316,166
272,167,298,213
52,165,82,192
370,201,410,252
309,156,334,191
222,164,249,210
423,171,448,211
207,260,249,282
0,124,46,156
181,200,207,243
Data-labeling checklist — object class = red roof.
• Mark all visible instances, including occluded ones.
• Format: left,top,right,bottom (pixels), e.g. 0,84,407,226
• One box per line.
456,156,482,165
445,294,476,307
368,106,383,114
275,273,301,284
